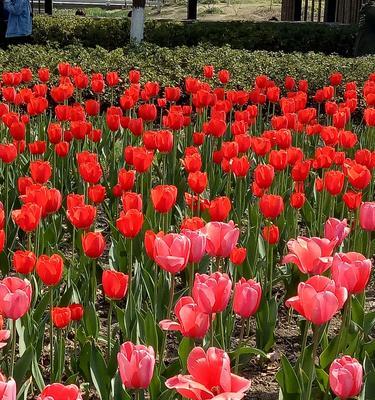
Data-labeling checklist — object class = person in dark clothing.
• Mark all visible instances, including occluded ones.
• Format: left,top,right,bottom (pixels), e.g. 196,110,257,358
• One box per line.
0,0,9,46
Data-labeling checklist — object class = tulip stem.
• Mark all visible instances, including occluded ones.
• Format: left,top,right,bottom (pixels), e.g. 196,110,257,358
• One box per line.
92,260,97,304
49,287,54,382
9,321,17,378
335,296,351,359
210,313,215,347
235,318,246,373
367,231,372,259
189,263,194,296
305,326,321,400
107,300,113,364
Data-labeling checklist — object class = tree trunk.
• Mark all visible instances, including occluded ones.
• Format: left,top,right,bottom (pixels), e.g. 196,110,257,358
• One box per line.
130,0,146,44
187,0,198,20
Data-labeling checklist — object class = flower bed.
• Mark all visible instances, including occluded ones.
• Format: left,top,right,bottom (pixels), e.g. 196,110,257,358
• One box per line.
0,62,374,399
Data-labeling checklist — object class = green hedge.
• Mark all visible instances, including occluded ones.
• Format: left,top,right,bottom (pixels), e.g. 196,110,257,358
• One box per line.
32,16,358,56
0,43,373,91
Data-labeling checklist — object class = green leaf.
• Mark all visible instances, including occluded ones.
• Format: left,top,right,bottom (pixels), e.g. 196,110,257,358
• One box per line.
229,345,267,360
111,372,131,400
90,343,110,400
31,355,45,392
359,371,375,400
84,302,99,338
256,296,277,352
16,377,32,400
319,335,339,370
13,345,33,389
276,355,301,399
144,310,159,354
178,337,195,371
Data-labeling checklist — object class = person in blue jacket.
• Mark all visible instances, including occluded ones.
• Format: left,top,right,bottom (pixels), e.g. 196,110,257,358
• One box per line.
4,0,32,43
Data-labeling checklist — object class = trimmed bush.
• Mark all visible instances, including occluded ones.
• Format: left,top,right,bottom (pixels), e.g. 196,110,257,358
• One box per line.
0,43,373,92
31,16,358,56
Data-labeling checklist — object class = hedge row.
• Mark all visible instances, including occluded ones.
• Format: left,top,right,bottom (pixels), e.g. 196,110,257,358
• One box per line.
0,43,374,91
31,16,358,56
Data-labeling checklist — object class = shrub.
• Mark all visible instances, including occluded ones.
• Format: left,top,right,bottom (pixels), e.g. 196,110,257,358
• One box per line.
31,15,358,56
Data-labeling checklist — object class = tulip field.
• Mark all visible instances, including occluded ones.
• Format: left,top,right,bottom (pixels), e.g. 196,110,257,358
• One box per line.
0,64,374,400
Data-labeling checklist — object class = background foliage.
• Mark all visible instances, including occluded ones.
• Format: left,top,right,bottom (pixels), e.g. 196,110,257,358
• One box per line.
31,16,358,56
0,43,373,92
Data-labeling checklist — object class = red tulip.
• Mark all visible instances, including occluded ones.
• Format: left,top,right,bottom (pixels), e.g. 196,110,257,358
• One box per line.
218,69,230,84
88,184,106,204
144,230,164,261
116,209,144,238
187,171,207,194
82,232,106,259
346,163,371,190
12,203,42,232
38,383,82,400
151,185,177,213
67,204,96,230
102,270,129,300
13,250,36,274
262,224,280,244
78,161,103,184
159,296,210,338
286,275,347,325
324,170,345,196
259,194,284,220
343,191,362,210
118,169,136,191
208,196,231,222
69,304,84,321
165,347,251,398
230,247,247,265
51,307,71,329
121,192,142,212
36,254,64,286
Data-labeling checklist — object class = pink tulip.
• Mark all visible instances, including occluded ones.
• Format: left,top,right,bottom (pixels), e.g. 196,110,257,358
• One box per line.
166,347,251,399
332,252,372,294
286,275,348,325
159,296,210,339
154,233,191,274
233,278,262,319
192,272,232,314
282,236,336,275
359,202,375,231
117,342,155,389
0,373,16,400
324,218,350,246
0,277,32,320
37,383,83,400
203,221,240,258
181,229,207,263
329,356,363,399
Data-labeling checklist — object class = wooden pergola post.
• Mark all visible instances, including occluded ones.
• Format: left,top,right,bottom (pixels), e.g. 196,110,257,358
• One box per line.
45,0,53,14
281,0,302,20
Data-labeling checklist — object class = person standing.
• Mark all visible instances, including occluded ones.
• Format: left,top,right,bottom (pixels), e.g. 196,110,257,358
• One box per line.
4,0,32,44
